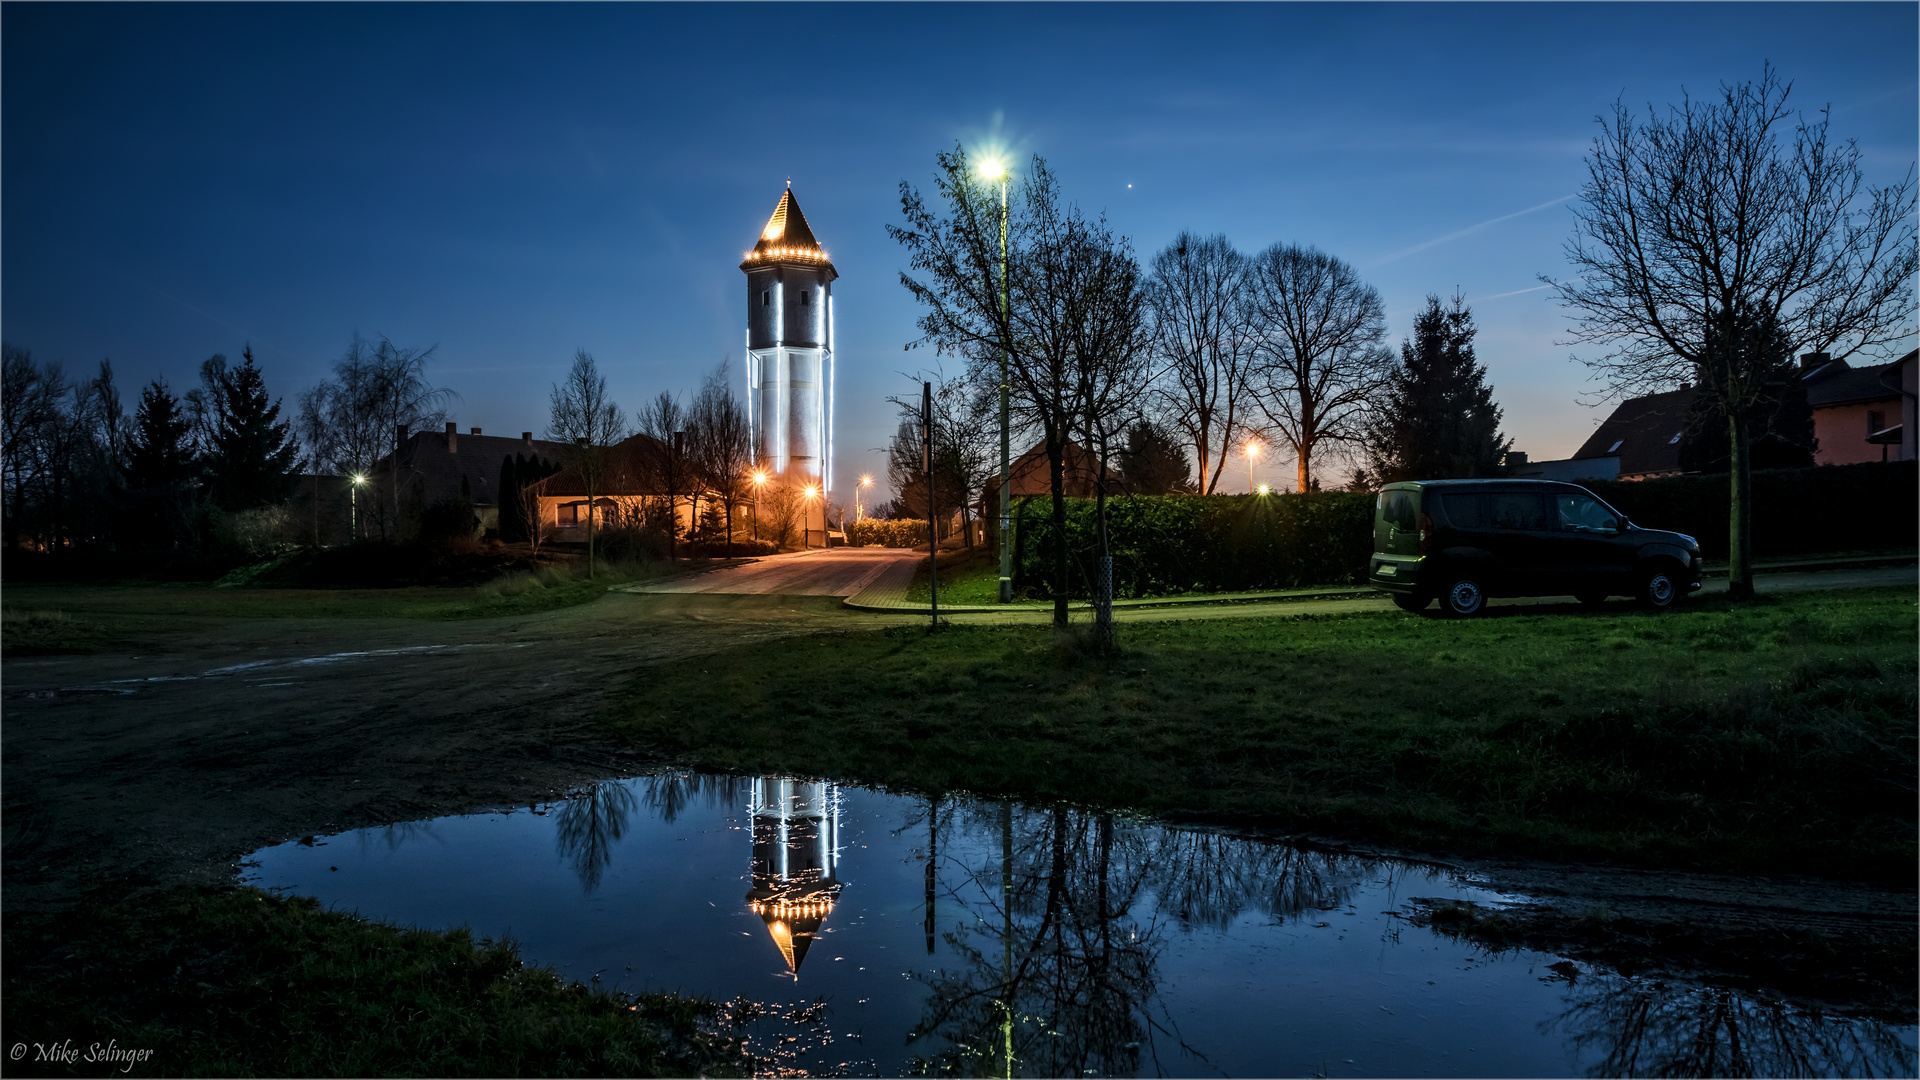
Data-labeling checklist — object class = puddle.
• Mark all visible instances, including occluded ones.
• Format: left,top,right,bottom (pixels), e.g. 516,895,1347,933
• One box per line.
244,774,1917,1077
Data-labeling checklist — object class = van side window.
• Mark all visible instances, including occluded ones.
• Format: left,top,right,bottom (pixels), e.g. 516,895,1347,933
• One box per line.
1556,494,1619,532
1488,492,1550,531
1378,491,1417,531
1437,492,1487,529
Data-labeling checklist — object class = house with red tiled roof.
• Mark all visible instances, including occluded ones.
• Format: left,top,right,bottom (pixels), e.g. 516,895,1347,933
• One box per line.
1801,349,1916,465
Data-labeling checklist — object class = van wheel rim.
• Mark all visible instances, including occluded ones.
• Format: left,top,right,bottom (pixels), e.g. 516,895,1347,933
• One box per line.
1648,575,1674,603
1449,581,1481,612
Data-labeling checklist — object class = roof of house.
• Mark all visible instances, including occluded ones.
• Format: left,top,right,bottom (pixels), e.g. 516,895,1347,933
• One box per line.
978,439,1108,506
739,187,836,275
1570,387,1696,477
378,429,572,507
1803,354,1908,409
533,432,673,498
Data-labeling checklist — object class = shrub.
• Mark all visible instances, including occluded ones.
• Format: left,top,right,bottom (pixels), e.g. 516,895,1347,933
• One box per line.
848,519,930,548
1002,492,1375,598
1582,460,1916,558
416,497,479,548
594,525,671,564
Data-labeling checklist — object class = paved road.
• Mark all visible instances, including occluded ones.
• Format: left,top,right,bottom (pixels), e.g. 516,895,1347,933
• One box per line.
625,548,918,597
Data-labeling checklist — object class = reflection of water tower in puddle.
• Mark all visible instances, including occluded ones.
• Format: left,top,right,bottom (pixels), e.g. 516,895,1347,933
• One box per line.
746,778,842,977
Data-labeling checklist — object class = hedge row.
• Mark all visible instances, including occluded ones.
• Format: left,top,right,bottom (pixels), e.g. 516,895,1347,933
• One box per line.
1002,492,1376,599
1583,460,1916,559
848,519,931,548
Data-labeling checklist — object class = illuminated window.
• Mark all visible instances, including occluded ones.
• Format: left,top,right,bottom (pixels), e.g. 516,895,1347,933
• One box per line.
558,504,578,526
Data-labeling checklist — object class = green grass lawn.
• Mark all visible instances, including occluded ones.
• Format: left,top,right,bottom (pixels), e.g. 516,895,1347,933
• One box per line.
604,587,1918,879
1,563,676,653
3,886,747,1077
905,544,1045,605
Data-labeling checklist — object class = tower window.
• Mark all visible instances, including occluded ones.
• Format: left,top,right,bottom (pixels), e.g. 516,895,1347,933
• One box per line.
762,291,770,307
800,291,810,306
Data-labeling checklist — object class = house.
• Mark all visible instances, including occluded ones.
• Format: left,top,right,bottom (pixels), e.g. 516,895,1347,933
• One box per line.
369,423,571,537
1801,349,1916,465
529,432,689,541
1561,386,1698,480
977,438,1109,511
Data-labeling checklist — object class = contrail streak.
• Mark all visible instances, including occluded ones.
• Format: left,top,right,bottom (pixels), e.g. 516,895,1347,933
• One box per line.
1368,194,1574,268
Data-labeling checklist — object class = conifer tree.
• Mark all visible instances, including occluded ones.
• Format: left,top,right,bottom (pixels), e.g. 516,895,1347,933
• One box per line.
1361,294,1509,485
203,346,300,511
122,379,199,547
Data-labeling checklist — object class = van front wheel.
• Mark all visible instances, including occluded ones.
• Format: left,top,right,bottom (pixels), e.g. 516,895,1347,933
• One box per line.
1442,578,1486,618
1637,566,1681,611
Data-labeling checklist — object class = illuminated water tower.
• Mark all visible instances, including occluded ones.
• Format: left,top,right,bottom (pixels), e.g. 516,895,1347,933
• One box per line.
745,777,842,977
741,185,836,491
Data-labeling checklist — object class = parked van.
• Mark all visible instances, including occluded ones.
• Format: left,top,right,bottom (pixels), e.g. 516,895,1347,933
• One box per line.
1370,479,1703,616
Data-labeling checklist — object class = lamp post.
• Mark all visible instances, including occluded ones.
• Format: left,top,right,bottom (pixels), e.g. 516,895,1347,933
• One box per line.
752,471,766,541
350,474,367,540
980,156,1012,604
857,474,873,522
1245,441,1259,494
803,485,820,549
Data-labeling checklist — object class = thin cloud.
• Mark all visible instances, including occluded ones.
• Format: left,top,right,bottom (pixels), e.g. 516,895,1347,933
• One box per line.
1368,194,1574,268
1475,283,1555,302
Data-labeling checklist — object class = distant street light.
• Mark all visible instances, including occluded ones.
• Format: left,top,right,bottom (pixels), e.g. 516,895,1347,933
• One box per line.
1257,483,1271,496
351,474,367,539
803,484,821,549
752,471,767,540
858,474,873,522
1244,441,1260,494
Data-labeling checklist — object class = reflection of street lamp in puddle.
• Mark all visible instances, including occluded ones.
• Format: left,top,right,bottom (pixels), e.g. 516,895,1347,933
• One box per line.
746,777,842,979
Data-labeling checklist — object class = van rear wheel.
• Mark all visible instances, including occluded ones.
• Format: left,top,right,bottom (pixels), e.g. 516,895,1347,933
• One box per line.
1441,578,1485,618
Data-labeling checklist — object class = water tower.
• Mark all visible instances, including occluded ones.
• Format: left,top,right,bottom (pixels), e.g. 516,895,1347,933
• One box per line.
741,185,836,491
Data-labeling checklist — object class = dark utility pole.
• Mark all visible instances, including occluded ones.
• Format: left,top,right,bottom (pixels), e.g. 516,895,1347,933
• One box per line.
923,380,939,629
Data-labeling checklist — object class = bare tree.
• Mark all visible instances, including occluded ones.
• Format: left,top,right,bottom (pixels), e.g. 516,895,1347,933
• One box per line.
1545,64,1917,599
635,391,687,558
687,363,752,557
1144,233,1257,494
1244,244,1393,492
548,349,631,576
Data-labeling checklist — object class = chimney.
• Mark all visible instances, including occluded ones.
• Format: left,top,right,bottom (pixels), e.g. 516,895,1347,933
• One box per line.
522,431,534,447
396,423,408,451
1799,351,1830,371
470,427,482,436
445,421,458,453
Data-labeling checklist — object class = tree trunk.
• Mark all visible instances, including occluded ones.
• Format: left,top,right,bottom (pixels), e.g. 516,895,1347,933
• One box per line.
1093,433,1114,653
1727,410,1754,601
1047,436,1070,628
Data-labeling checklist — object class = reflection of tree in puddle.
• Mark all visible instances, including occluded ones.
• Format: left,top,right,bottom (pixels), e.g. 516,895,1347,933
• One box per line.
1547,974,1917,1079
908,804,1373,1077
640,772,744,825
553,781,637,893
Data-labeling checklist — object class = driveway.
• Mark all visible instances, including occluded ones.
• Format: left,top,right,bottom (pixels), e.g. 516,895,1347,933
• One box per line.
623,547,919,597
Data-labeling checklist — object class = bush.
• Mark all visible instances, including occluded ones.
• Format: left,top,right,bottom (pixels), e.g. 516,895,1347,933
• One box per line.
848,519,930,548
1583,460,1916,559
1001,492,1375,599
684,537,779,558
416,497,479,548
594,525,671,564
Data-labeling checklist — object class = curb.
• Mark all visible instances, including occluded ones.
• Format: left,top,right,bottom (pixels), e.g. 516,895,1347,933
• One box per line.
842,586,1377,615
1700,553,1917,577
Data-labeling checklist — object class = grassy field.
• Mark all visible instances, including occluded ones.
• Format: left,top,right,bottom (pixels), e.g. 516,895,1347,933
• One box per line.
3,886,747,1077
905,544,1041,605
604,586,1918,880
0,563,677,653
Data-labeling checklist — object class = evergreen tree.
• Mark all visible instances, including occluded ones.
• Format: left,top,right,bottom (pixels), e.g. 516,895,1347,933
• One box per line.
1362,294,1509,485
1676,306,1816,473
203,346,299,511
1114,419,1193,494
121,379,199,547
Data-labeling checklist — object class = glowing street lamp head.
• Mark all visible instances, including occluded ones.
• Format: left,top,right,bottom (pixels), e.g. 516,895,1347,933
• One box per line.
753,471,768,486
351,474,367,485
1245,442,1259,459
859,474,873,488
978,158,1006,182
1257,483,1272,496
804,485,820,500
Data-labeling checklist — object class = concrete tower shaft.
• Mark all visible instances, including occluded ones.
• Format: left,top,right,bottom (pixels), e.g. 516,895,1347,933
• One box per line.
741,187,837,489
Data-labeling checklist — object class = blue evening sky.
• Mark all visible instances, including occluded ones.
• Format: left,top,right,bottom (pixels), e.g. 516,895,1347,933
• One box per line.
4,3,1914,494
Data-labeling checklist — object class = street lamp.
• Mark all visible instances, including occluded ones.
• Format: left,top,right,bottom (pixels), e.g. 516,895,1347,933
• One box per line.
1244,441,1259,494
980,155,1012,603
857,474,873,522
751,471,767,541
350,474,367,539
803,485,821,549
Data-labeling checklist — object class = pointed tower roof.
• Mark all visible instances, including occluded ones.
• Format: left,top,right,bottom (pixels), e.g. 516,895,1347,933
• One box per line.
740,186,836,276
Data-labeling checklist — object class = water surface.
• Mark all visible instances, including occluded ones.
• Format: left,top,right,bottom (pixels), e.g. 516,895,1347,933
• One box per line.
244,774,1915,1077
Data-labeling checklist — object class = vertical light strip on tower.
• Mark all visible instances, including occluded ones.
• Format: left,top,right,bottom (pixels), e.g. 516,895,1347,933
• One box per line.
825,290,835,492
744,329,755,466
